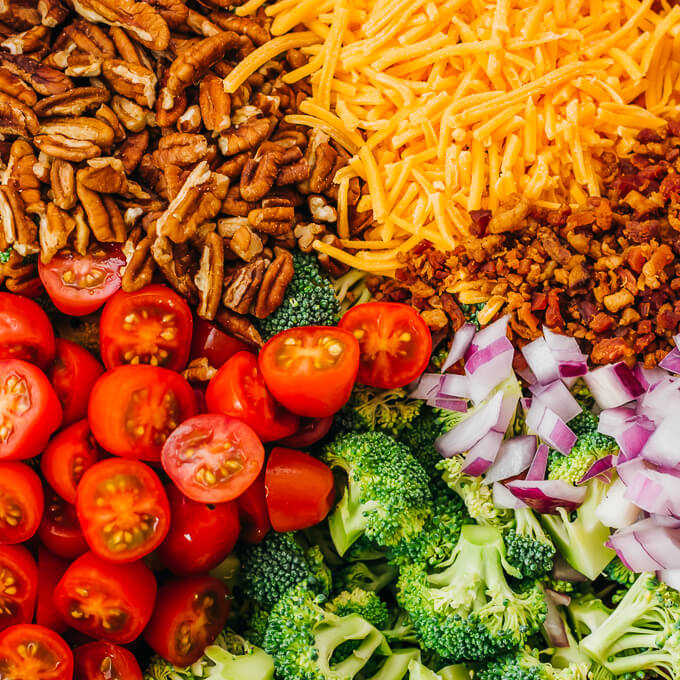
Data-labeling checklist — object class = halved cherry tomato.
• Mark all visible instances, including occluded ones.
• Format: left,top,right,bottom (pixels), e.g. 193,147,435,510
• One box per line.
236,469,270,544
76,459,170,563
0,360,62,460
54,552,156,644
278,416,334,448
100,285,193,372
190,317,251,369
0,462,44,543
39,491,88,560
265,447,335,532
41,420,100,504
88,365,196,461
143,576,229,667
0,545,37,631
47,340,104,428
157,484,239,575
259,327,360,418
38,245,126,317
162,414,264,503
36,548,69,634
0,624,73,680
0,293,56,368
205,352,299,442
339,302,432,389
74,641,142,680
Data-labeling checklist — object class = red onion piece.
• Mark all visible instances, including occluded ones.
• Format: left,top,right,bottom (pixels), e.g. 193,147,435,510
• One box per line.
530,380,582,423
597,406,636,437
521,337,560,385
461,430,505,476
608,518,680,571
594,478,640,529
658,569,680,590
431,396,468,412
584,362,644,409
465,337,514,404
526,400,577,454
638,377,680,424
483,435,537,484
541,588,570,648
492,482,528,509
617,420,654,462
617,459,680,518
606,527,659,572
441,323,476,372
438,373,472,399
409,373,441,400
640,417,680,468
469,315,509,351
526,443,550,481
634,363,667,390
505,479,587,514
577,454,617,485
660,348,680,374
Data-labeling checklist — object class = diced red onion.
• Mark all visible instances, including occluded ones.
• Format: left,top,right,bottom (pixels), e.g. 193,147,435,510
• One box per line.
469,315,509,352
543,327,588,378
595,478,640,529
640,417,680,468
616,419,654,462
409,373,441,400
660,348,680,374
465,337,514,404
583,362,644,409
431,396,468,412
505,479,587,514
492,482,528,509
526,400,577,454
483,435,537,484
438,374,472,399
658,569,680,590
541,588,570,648
521,337,561,385
577,454,617,485
617,459,680,518
637,377,680,423
606,526,659,572
441,323,476,372
607,517,680,571
461,430,505,476
530,380,582,423
526,443,550,481
597,406,636,437
634,363,667,390
516,365,537,386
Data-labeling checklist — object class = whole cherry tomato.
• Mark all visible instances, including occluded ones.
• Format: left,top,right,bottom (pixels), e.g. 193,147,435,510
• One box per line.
76,459,170,563
0,293,55,368
41,420,100,504
39,490,89,560
259,326,360,418
0,360,62,460
205,351,299,442
0,462,44,543
100,285,193,371
339,302,432,389
88,365,196,461
162,414,264,503
54,552,157,644
47,339,104,427
265,447,335,532
157,484,240,575
236,469,270,544
0,624,73,680
190,317,252,369
0,545,37,631
38,244,126,316
278,416,334,448
35,547,69,634
74,641,143,680
143,576,229,667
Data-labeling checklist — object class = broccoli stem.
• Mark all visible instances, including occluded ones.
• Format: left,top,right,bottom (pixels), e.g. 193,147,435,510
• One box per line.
328,477,375,556
362,648,420,679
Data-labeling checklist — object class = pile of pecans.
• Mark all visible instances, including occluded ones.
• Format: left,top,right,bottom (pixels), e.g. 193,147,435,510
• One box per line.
374,122,680,368
0,0,368,346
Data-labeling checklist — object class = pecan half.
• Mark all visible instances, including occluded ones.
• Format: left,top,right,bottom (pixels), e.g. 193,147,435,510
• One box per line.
76,179,127,242
219,116,271,156
115,129,148,173
41,201,76,263
110,95,149,132
182,357,217,383
0,185,38,255
33,87,110,117
1,25,49,55
254,248,294,318
121,231,155,291
153,132,211,166
6,139,41,209
145,0,188,29
0,92,39,137
101,59,157,109
223,258,265,314
0,66,37,106
77,157,128,193
150,233,199,303
195,231,224,320
248,197,294,235
177,105,202,134
0,53,73,95
50,158,76,210
39,116,115,148
62,17,116,56
34,134,101,161
215,307,262,346
240,148,283,202
209,13,269,46
38,0,70,27
95,103,127,144
199,73,231,133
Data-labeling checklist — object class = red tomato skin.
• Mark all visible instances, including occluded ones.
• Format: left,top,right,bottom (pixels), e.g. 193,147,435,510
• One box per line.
190,317,252,369
143,576,229,667
278,416,334,448
0,462,44,543
41,420,100,504
157,484,240,576
74,641,143,680
39,492,89,560
100,285,193,372
36,548,69,634
76,459,170,563
88,365,196,461
48,340,104,428
236,469,270,544
54,552,157,644
265,447,335,532
0,293,56,368
0,624,73,680
205,351,299,442
0,545,37,631
0,359,62,460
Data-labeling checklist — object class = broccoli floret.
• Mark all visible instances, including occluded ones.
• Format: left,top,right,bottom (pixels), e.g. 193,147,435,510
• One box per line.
244,604,270,647
505,507,556,580
540,480,614,581
335,560,399,594
580,573,680,680
397,408,449,483
255,251,339,340
382,609,420,645
0,247,11,264
263,582,390,680
567,594,612,641
477,647,588,680
334,385,422,438
396,524,547,663
322,431,431,556
601,557,637,589
566,411,599,437
327,589,390,630
238,532,331,609
547,432,618,485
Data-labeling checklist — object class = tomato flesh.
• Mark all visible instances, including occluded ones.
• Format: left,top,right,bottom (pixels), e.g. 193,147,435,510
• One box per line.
339,302,432,389
100,285,193,372
74,641,143,680
278,416,334,449
0,293,55,369
0,624,73,680
35,548,69,634
236,469,270,544
76,459,170,563
162,414,265,503
38,491,88,560
0,462,44,543
0,545,37,631
38,245,126,316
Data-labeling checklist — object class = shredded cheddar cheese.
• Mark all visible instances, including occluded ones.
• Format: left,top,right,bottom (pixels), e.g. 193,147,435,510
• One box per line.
234,0,680,269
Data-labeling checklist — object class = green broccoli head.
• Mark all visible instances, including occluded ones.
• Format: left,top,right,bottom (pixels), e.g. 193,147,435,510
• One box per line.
322,431,432,556
263,582,390,680
566,410,599,437
335,560,399,594
547,432,618,485
579,573,680,680
601,556,637,589
237,532,331,609
477,647,588,680
243,604,270,648
327,589,390,630
504,507,556,580
396,524,547,663
569,379,595,412
255,251,340,340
